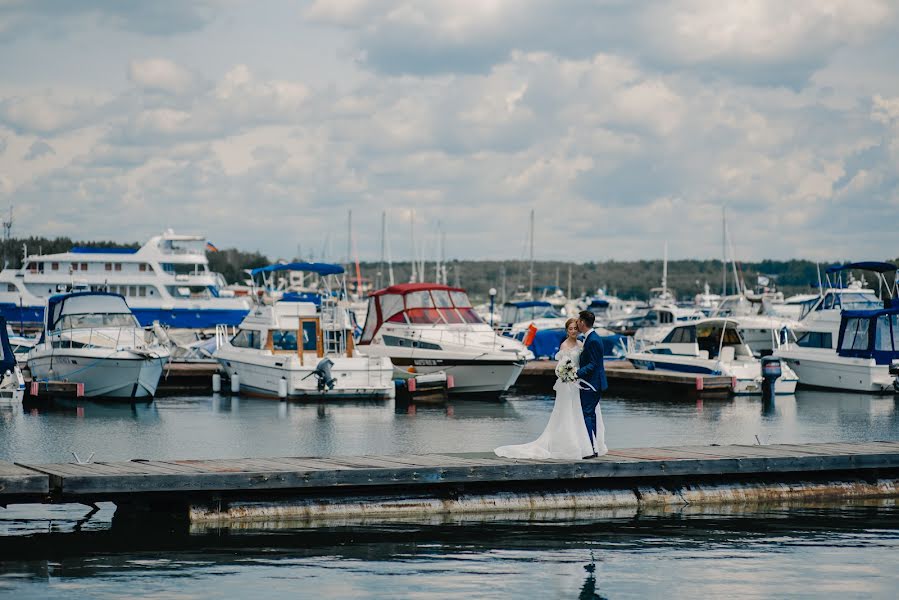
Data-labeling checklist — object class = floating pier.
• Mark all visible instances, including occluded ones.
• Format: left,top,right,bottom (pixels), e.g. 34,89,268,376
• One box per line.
3,441,899,522
516,360,734,397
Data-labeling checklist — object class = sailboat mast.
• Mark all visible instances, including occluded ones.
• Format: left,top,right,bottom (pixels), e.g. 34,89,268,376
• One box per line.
662,241,668,296
386,213,395,286
409,209,417,283
378,211,386,290
722,205,727,296
346,209,352,275
528,209,535,299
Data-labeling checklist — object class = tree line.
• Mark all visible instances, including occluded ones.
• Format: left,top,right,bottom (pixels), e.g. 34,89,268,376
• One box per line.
5,235,895,303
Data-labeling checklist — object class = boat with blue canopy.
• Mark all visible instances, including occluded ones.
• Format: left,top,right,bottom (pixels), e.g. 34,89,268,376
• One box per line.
27,292,171,398
776,261,899,392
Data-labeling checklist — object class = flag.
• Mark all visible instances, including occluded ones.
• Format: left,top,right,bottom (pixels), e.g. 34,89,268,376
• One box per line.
757,275,770,287
205,241,219,252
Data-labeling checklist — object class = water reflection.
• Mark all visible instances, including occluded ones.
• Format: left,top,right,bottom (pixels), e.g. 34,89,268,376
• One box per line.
2,388,898,464
2,502,898,599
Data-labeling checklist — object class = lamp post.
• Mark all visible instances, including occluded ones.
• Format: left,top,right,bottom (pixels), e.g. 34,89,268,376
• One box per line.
488,287,497,329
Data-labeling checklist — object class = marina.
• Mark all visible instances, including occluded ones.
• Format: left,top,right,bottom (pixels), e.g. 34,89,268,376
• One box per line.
3,1,899,596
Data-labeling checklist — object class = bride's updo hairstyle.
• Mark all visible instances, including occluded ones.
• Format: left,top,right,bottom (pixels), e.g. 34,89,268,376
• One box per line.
564,317,578,333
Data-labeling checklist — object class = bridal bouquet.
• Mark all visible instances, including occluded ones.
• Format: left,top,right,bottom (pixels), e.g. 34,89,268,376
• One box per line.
555,357,578,383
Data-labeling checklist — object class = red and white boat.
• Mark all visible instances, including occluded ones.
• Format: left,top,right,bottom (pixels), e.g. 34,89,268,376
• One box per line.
357,283,530,396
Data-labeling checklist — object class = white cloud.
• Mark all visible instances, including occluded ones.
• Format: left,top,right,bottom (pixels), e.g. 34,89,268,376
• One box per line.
0,93,96,134
128,58,200,95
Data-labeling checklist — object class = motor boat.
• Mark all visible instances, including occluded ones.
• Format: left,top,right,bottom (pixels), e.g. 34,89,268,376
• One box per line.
711,294,799,357
214,263,395,400
630,305,705,344
0,230,251,329
357,283,530,395
497,300,567,337
27,292,171,398
7,324,37,365
626,317,798,395
775,262,899,393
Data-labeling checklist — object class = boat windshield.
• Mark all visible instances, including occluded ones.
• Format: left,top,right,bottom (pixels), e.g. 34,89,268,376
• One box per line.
361,287,484,342
56,313,139,330
875,314,899,352
801,291,881,319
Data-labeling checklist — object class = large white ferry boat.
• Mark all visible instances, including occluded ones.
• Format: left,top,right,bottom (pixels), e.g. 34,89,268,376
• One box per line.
0,230,250,329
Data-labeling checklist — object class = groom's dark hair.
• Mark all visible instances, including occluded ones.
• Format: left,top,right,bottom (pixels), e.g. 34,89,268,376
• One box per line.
578,310,595,328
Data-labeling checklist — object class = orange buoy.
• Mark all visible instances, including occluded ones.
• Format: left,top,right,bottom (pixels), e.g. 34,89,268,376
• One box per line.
523,323,538,346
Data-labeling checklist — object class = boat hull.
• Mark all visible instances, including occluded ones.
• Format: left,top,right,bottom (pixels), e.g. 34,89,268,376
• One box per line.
215,351,395,400
27,350,168,398
628,354,798,395
776,349,896,393
389,357,526,395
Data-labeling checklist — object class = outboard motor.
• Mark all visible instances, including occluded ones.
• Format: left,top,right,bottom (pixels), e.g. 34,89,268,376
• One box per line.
760,356,782,403
303,358,337,392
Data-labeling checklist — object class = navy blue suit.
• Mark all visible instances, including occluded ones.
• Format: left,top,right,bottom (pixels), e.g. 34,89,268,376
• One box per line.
576,330,607,449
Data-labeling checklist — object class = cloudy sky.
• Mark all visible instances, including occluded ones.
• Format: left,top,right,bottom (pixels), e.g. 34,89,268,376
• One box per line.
1,1,897,263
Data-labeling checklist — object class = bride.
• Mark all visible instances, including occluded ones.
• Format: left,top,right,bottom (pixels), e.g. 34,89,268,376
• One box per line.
495,318,606,460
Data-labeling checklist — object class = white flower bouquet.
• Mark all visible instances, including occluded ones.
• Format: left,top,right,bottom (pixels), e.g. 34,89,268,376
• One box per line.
555,357,578,383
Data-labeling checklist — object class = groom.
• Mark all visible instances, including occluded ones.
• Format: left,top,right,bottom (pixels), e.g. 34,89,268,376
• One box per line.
576,310,607,458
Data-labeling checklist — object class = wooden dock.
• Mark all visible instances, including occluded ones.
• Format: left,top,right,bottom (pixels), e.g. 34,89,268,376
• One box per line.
3,441,899,521
22,361,220,399
516,360,734,397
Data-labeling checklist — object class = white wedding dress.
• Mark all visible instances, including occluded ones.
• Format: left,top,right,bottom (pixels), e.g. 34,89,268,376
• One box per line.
495,344,607,460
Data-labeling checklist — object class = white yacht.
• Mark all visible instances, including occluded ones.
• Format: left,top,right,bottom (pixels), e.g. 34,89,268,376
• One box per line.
357,283,530,395
27,292,171,398
626,318,798,395
0,230,251,329
214,263,395,400
775,262,899,393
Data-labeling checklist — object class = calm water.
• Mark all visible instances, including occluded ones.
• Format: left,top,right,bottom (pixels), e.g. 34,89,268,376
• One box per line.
2,388,899,598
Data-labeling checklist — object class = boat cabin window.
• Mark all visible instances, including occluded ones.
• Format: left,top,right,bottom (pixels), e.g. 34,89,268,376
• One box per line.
875,315,899,352
696,325,741,358
431,290,453,308
796,331,833,349
231,329,261,349
840,318,870,351
300,321,319,351
382,335,442,350
405,290,442,324
167,285,212,299
457,308,483,324
450,291,472,307
271,329,298,351
360,298,380,343
379,294,405,321
57,313,139,330
663,326,696,344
